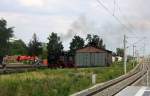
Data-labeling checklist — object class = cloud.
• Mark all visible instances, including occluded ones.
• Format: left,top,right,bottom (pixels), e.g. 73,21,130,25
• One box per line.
0,12,74,44
17,0,47,7
1,0,150,54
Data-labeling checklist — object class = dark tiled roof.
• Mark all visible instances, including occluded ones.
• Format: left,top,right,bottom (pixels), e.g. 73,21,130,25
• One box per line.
76,46,112,53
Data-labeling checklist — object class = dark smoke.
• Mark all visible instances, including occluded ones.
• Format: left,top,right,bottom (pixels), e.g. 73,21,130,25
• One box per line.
61,15,97,41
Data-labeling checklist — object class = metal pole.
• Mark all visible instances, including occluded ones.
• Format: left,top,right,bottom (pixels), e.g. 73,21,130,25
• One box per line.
133,45,136,67
143,43,145,58
143,38,146,61
133,45,135,58
124,35,127,74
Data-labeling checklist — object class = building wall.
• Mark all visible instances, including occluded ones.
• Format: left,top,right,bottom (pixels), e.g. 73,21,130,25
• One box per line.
75,52,107,67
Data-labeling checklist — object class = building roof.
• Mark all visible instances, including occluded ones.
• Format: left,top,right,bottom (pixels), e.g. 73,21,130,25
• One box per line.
76,46,112,53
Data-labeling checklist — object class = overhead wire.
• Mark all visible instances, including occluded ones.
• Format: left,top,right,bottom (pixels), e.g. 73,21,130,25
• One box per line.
96,0,139,52
116,0,138,36
126,37,146,48
96,0,135,34
95,0,147,55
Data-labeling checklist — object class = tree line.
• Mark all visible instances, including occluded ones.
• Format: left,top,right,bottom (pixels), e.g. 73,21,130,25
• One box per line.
0,19,124,65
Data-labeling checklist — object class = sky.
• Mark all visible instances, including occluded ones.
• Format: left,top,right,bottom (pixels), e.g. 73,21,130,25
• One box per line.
0,0,150,55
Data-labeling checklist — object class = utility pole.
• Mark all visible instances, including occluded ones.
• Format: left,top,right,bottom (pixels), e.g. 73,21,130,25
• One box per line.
124,35,127,74
133,45,135,58
143,42,146,58
135,50,139,63
133,45,136,67
143,39,146,70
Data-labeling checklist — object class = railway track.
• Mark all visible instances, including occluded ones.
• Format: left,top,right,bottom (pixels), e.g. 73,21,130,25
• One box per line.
72,63,149,96
1,63,149,95
93,64,147,96
0,64,47,74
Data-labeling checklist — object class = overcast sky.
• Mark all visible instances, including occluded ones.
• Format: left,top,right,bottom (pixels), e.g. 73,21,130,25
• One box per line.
0,0,150,55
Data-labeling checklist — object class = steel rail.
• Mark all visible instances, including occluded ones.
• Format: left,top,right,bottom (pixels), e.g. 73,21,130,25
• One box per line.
92,63,148,96
71,63,147,96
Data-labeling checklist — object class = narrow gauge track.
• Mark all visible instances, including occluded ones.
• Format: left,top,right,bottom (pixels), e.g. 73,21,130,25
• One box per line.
72,63,149,96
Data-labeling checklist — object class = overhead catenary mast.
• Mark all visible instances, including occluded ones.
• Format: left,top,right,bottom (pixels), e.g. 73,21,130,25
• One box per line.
133,45,136,67
123,35,127,74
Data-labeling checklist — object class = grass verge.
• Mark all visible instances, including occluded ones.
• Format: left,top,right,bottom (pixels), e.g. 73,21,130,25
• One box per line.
0,61,136,96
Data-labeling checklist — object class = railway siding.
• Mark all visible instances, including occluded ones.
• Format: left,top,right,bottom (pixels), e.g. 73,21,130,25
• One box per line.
0,64,47,74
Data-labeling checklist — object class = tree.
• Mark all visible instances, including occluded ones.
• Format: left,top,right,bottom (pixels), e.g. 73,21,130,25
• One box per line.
0,19,14,64
47,32,63,67
41,43,48,59
9,39,27,55
86,34,105,49
69,35,84,56
116,48,124,57
28,33,42,56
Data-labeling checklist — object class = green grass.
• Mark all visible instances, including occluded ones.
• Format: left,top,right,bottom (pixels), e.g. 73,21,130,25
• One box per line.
0,61,136,96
